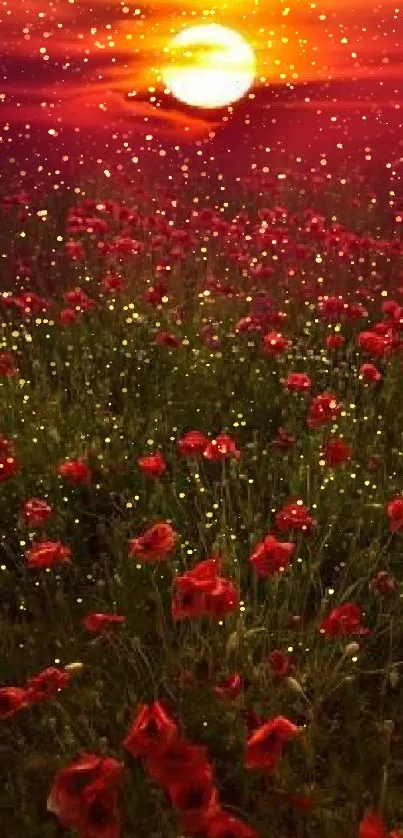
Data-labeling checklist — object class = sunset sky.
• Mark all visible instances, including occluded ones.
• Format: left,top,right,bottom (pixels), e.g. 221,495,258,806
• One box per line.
0,0,402,184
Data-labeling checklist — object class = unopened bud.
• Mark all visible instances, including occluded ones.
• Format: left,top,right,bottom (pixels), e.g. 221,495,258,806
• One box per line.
344,642,360,658
65,662,84,673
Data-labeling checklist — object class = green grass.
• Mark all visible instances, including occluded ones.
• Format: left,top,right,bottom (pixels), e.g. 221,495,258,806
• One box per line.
0,186,403,837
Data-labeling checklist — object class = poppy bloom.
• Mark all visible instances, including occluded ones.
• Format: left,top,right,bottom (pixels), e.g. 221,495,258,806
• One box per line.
387,497,403,532
268,649,295,682
283,372,312,392
324,438,353,467
326,334,345,349
155,330,180,348
0,686,28,719
0,453,20,481
168,771,219,835
100,274,125,294
137,452,166,479
58,459,92,485
145,738,210,786
26,540,72,569
82,613,126,634
128,522,177,562
359,363,382,383
47,752,124,830
203,434,241,461
369,571,397,596
249,534,295,577
358,811,388,838
21,498,52,527
263,331,290,355
60,307,80,326
275,502,315,534
206,810,258,838
357,331,392,357
26,667,71,703
245,716,301,772
319,603,370,636
205,577,240,620
124,701,178,758
213,673,243,700
0,351,17,377
308,393,342,427
79,789,121,838
177,431,209,458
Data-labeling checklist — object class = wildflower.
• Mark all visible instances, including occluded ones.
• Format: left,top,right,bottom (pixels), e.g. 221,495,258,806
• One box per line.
124,701,178,758
245,716,301,772
82,613,126,633
369,571,397,596
324,438,353,466
26,541,72,569
360,363,382,383
21,498,52,527
26,667,71,703
128,522,177,562
250,534,295,577
145,738,211,786
387,497,403,532
203,434,241,461
58,459,92,486
177,431,209,458
308,393,342,427
137,452,166,479
326,334,345,349
268,650,295,682
47,753,124,832
213,673,243,700
283,372,312,391
275,502,315,534
319,603,370,636
262,330,290,355
168,771,219,835
0,687,28,720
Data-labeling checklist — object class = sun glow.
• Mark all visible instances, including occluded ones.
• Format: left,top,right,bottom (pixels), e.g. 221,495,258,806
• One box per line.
162,24,256,109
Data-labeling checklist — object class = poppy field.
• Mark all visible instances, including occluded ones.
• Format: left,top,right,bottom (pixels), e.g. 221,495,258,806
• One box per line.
0,180,403,838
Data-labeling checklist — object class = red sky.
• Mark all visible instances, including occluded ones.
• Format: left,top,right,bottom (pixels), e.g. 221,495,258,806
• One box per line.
0,0,402,186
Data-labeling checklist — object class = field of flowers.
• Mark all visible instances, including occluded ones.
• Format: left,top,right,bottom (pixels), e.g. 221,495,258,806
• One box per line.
0,182,403,838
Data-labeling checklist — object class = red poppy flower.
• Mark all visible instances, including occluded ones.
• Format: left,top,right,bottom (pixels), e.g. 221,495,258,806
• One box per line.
360,363,382,383
21,498,52,527
357,331,392,357
124,701,178,758
369,571,397,596
203,434,241,461
245,716,301,772
205,577,240,620
60,307,81,326
100,274,125,294
168,771,219,835
47,753,124,830
275,502,315,534
263,331,290,355
63,288,96,311
82,613,126,633
0,453,20,481
128,522,177,562
308,393,342,427
177,431,209,458
0,686,28,719
213,673,243,700
137,452,166,479
319,603,370,636
358,811,388,838
326,334,345,349
175,558,221,594
0,351,17,377
268,649,295,682
155,330,180,348
58,459,92,485
206,810,258,838
145,738,210,786
249,534,295,577
26,540,72,569
324,438,353,466
79,790,121,838
283,372,311,392
26,667,71,703
387,497,403,532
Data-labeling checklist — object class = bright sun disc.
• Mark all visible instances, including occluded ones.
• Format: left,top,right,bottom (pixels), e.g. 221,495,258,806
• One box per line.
162,24,256,109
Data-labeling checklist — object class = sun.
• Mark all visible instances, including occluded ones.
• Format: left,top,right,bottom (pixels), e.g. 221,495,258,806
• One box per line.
161,24,256,109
